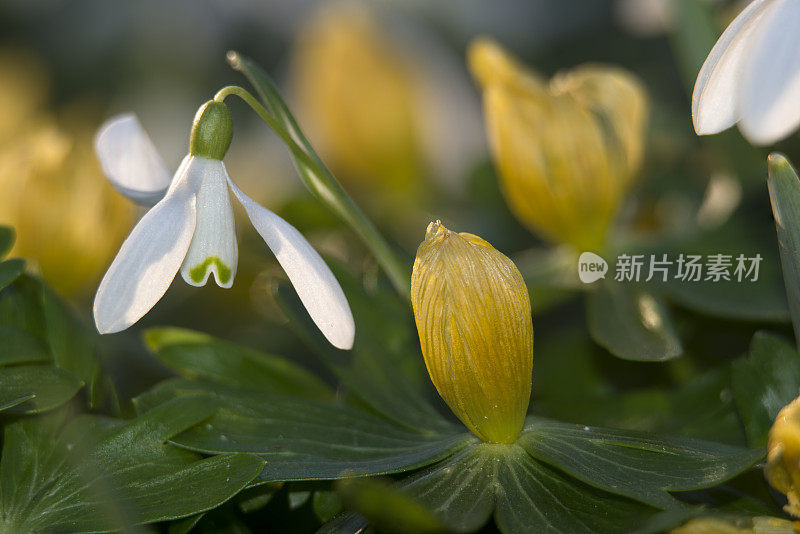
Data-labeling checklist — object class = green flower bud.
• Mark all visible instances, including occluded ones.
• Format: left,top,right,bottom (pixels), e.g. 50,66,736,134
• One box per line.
189,100,233,160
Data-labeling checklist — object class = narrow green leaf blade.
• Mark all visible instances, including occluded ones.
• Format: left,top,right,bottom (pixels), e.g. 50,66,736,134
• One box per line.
732,332,800,446
587,281,682,361
226,52,411,297
519,420,763,509
767,153,800,348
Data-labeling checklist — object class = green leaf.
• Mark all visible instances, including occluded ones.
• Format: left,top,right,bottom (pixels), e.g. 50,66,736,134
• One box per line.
274,275,454,434
40,281,101,405
0,365,83,413
519,419,763,509
145,327,332,400
317,513,370,534
335,478,447,534
0,226,13,258
0,325,49,366
534,366,746,445
587,280,683,361
226,52,411,298
0,258,25,292
0,398,265,532
399,443,655,534
656,216,789,322
732,332,800,447
134,379,473,482
768,154,800,348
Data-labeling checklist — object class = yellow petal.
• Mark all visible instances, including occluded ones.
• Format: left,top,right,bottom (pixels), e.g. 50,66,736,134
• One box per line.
410,221,532,443
468,38,649,251
767,394,800,518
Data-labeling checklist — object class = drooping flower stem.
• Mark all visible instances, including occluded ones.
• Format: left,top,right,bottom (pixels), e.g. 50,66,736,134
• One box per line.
213,69,411,300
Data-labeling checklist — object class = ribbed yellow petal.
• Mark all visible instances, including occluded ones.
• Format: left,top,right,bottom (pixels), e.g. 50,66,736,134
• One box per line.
766,395,800,518
468,38,649,251
410,221,533,444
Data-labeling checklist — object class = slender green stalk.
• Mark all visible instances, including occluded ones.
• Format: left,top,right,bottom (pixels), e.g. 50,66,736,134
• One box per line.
215,69,411,300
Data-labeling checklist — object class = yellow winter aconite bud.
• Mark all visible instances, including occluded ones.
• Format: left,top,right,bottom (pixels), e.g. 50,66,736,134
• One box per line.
468,38,649,251
411,221,533,444
766,395,800,518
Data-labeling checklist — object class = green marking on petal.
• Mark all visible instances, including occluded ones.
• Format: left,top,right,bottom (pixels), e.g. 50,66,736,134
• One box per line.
190,256,232,285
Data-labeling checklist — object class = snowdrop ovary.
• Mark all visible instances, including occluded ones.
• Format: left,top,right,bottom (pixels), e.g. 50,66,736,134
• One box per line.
93,98,355,350
410,221,533,444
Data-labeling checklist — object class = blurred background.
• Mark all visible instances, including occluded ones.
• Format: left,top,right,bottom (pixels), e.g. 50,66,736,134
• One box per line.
2,0,795,414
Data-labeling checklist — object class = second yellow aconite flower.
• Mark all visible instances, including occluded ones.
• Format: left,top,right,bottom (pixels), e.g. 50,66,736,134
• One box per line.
411,221,533,444
766,394,800,518
468,38,649,251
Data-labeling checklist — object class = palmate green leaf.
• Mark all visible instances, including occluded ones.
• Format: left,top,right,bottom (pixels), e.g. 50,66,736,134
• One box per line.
587,280,683,361
732,332,800,447
274,278,455,434
144,327,332,400
399,443,655,534
134,379,473,482
519,419,763,510
768,154,800,347
0,365,82,413
0,226,13,259
0,397,264,533
0,258,25,292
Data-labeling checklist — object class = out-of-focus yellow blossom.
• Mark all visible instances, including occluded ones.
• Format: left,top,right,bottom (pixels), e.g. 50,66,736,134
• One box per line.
411,221,532,444
0,51,134,295
670,516,799,534
290,5,424,203
468,38,649,251
766,394,800,518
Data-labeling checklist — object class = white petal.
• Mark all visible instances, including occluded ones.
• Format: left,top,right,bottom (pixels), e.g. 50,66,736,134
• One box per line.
180,159,238,288
94,113,172,205
227,179,355,350
740,0,800,144
692,0,776,135
93,156,200,334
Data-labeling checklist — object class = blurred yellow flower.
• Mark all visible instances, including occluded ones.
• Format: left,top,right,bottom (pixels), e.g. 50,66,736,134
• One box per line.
767,394,800,518
468,38,649,251
0,51,134,296
290,5,424,203
670,516,799,534
411,221,532,443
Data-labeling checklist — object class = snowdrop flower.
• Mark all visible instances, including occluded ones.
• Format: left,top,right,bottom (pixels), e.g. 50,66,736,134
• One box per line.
93,100,355,350
693,0,800,145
